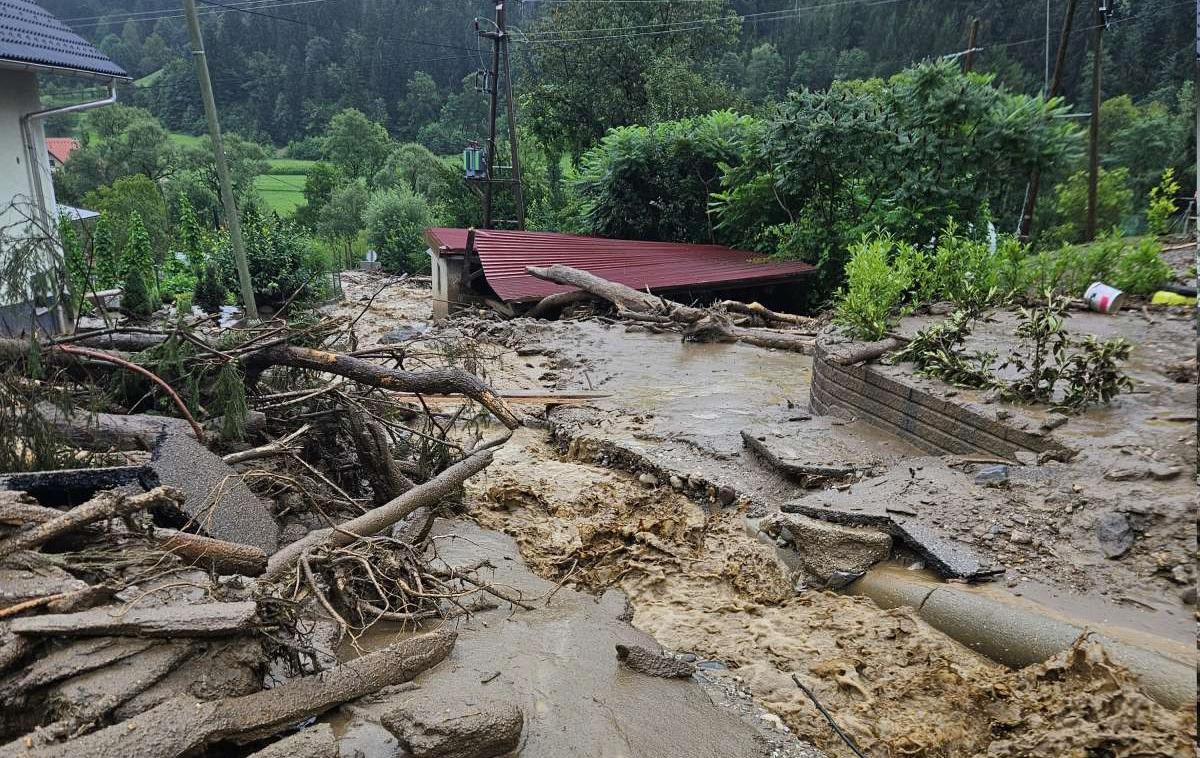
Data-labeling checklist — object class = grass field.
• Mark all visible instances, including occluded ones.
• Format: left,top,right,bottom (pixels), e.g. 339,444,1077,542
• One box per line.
254,173,306,215
265,158,316,174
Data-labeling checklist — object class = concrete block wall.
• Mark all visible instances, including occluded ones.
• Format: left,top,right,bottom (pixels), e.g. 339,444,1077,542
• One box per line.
810,342,1059,459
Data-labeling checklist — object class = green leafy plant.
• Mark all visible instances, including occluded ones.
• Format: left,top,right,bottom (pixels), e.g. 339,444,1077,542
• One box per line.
120,212,159,317
193,262,227,314
1001,292,1071,403
1146,168,1180,236
890,310,999,388
1058,336,1134,411
1111,237,1171,295
835,233,914,341
364,188,433,274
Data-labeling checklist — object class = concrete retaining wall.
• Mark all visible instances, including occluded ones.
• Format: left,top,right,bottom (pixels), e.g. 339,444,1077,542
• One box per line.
811,341,1060,459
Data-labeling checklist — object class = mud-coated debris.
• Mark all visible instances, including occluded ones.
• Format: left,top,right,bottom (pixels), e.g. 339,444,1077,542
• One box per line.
717,485,737,506
1103,466,1146,482
247,723,337,758
669,475,684,490
1039,413,1069,431
637,472,659,487
974,465,1009,487
615,644,696,678
761,513,891,581
1179,586,1196,605
380,694,523,758
696,660,725,670
1009,530,1032,545
1148,464,1181,481
1095,512,1134,558
824,570,865,590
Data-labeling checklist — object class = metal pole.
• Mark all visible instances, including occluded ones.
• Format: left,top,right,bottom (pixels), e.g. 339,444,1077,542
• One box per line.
183,0,258,321
481,1,503,230
1018,0,1079,241
501,14,525,230
1084,7,1104,241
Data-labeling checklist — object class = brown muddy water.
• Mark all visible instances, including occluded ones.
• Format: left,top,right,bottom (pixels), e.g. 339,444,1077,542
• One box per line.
466,429,1194,757
335,277,1195,756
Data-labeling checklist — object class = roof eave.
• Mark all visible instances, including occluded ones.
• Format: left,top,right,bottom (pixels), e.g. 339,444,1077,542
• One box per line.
0,58,131,84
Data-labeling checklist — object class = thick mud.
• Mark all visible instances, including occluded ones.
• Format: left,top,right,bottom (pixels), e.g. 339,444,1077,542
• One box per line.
466,429,1195,758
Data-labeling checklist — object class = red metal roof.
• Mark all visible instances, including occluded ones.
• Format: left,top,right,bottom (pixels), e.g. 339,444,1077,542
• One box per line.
424,228,814,303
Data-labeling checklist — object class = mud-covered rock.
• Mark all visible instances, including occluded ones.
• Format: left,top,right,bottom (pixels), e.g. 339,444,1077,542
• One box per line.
615,644,696,678
1095,512,1134,559
248,724,337,758
760,513,891,581
380,692,522,758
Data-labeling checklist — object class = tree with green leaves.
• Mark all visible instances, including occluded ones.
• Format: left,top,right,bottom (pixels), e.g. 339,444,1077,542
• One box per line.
55,105,175,202
59,217,88,314
120,211,158,317
373,143,449,196
743,43,786,103
175,192,207,274
365,189,434,274
318,180,370,264
82,174,170,267
295,162,342,230
396,72,443,142
91,212,121,289
323,108,393,181
521,0,739,158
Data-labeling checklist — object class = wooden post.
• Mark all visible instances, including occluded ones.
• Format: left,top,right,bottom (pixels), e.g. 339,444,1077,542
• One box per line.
963,18,981,72
1084,6,1104,241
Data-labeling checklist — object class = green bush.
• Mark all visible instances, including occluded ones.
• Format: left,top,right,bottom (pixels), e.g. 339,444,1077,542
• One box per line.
193,262,227,314
834,233,914,340
214,206,326,307
120,212,159,316
365,189,433,275
1111,238,1171,295
1048,167,1133,244
1146,168,1180,236
904,222,1004,309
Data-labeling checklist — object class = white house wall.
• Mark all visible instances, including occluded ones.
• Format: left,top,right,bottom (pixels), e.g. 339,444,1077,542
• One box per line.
0,67,61,308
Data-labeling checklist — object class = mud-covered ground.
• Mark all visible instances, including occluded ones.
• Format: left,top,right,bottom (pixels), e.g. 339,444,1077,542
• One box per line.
336,271,1196,756
466,429,1194,757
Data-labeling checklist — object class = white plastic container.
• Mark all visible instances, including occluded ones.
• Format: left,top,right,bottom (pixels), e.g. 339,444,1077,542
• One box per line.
1085,282,1125,313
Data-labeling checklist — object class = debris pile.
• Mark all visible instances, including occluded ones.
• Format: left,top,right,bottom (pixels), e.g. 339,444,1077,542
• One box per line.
0,297,535,756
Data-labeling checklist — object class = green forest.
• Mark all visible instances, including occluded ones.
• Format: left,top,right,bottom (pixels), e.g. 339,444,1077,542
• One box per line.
43,0,1196,313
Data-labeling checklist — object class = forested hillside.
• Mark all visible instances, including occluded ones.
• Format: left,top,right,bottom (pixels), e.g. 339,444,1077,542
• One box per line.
42,0,1195,149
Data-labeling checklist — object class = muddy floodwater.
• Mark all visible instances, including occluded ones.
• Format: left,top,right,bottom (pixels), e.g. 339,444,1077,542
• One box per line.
334,275,1195,757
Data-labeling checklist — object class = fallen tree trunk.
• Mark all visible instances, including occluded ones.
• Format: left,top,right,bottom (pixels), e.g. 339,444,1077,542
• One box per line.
247,724,337,758
526,264,706,322
526,290,596,320
683,314,815,354
526,265,813,353
264,441,500,581
718,300,820,330
9,601,258,638
21,629,456,758
825,336,906,366
241,345,520,430
0,487,184,562
0,497,267,577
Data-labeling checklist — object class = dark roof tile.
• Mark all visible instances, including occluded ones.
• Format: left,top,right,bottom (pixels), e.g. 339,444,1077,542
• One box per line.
0,0,128,79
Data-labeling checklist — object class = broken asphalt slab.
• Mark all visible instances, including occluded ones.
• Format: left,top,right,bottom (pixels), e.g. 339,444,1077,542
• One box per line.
740,419,884,482
782,459,1005,581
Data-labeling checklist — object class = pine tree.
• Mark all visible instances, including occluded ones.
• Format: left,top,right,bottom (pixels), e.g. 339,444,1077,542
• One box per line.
121,212,158,317
92,213,120,289
193,262,227,314
176,193,207,275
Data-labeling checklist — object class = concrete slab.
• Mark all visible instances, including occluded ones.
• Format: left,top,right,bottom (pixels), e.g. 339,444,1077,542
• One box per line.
783,459,1004,581
741,419,884,481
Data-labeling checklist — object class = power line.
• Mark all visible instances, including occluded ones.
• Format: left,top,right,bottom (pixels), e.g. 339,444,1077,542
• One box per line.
196,0,477,52
68,0,335,31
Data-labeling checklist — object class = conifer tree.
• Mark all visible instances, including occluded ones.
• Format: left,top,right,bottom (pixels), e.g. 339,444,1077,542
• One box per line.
120,212,158,317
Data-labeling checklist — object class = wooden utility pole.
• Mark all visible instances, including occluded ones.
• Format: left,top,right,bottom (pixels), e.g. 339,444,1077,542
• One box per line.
963,18,981,72
1017,0,1078,241
477,0,525,230
1083,3,1107,241
182,0,258,321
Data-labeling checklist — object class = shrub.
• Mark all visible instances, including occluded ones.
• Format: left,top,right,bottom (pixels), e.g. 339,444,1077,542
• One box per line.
365,189,433,275
193,262,227,313
1112,238,1170,295
120,212,159,315
835,233,914,341
214,206,326,307
121,268,155,318
908,222,1004,309
1048,168,1133,244
1146,168,1180,235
